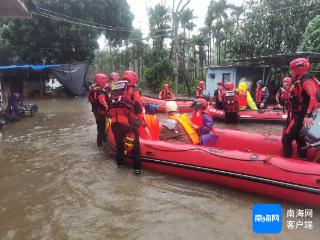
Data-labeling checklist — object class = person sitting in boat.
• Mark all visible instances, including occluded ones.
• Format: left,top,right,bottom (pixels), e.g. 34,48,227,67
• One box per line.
191,98,217,146
237,82,257,110
159,101,200,144
196,80,206,99
255,80,270,109
214,81,225,109
275,77,292,110
142,103,160,140
159,83,175,100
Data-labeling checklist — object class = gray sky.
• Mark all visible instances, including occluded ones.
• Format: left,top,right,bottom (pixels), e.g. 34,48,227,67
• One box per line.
127,0,244,35
98,0,244,49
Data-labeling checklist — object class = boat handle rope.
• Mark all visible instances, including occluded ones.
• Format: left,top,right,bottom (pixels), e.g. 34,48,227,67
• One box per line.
106,135,320,176
143,143,320,176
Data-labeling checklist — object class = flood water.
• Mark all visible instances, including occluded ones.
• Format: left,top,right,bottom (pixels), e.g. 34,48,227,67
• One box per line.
0,98,319,240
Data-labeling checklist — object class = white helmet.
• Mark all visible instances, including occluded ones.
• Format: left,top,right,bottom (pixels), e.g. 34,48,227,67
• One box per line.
165,101,178,113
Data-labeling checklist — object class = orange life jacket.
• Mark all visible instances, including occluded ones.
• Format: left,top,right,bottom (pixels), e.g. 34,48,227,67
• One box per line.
191,110,203,127
144,114,159,140
159,89,174,100
88,84,108,117
191,110,215,135
255,87,265,103
237,90,247,109
108,81,143,126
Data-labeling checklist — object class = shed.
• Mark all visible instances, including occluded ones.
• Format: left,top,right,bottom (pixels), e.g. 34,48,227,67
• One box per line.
205,65,271,96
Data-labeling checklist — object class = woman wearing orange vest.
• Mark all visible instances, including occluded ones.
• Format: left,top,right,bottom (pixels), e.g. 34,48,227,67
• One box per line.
109,71,144,175
191,99,217,146
159,101,199,144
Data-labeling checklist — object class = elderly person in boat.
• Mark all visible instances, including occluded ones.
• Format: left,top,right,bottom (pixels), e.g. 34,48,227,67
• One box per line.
159,101,199,144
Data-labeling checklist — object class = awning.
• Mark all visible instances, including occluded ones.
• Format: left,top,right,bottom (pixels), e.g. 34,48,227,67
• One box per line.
0,64,61,71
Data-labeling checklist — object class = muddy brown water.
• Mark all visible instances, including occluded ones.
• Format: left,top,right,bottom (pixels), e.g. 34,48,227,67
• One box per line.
0,98,319,240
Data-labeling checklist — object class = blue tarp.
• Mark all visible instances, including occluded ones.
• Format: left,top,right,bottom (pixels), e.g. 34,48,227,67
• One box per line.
0,64,61,71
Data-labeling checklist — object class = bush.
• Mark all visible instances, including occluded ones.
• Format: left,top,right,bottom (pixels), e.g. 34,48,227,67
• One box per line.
144,59,174,92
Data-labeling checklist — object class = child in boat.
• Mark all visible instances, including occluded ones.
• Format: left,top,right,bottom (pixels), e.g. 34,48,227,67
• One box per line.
159,101,199,144
191,98,218,146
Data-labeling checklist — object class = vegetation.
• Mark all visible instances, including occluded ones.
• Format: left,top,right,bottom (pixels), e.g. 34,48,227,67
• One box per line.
1,0,320,95
0,0,133,64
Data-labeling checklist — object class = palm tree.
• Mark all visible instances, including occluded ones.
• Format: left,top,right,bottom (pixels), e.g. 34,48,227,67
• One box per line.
205,0,236,65
148,4,171,50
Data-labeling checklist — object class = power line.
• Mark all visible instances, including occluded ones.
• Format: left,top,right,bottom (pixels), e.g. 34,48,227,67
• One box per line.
31,10,173,44
32,11,133,32
31,9,173,42
38,7,132,31
177,52,202,69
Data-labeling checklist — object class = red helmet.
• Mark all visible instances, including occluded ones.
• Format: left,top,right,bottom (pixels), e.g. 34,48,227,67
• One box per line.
164,83,169,90
224,82,234,91
110,72,119,82
122,71,139,86
290,58,310,76
95,73,109,88
198,80,205,88
196,98,208,110
282,77,292,84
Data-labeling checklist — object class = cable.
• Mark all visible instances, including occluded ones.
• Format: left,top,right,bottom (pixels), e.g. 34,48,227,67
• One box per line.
32,11,131,32
177,52,202,69
31,11,173,43
38,7,132,31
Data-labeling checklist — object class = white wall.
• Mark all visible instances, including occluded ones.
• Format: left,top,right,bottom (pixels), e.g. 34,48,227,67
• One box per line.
205,67,236,96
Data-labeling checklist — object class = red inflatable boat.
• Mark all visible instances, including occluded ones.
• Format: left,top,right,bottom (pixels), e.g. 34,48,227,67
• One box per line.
106,127,320,207
141,95,194,113
141,95,287,123
207,106,287,123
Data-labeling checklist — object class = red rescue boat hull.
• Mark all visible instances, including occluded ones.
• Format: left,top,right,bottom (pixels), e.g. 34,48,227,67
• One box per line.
207,106,287,123
106,127,320,207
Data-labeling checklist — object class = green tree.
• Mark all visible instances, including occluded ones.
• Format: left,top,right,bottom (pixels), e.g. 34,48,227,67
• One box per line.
1,0,133,64
230,0,320,58
205,0,237,65
300,15,320,52
148,4,171,50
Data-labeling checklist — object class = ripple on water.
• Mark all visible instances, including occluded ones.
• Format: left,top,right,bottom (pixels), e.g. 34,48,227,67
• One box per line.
0,98,319,240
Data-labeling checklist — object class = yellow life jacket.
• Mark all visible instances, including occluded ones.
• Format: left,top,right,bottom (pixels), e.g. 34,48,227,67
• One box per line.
237,82,257,110
169,113,200,145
